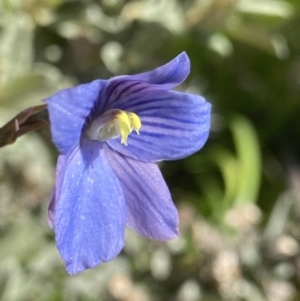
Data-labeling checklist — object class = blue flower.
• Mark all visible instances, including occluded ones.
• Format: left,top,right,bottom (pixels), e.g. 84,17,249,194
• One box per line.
46,52,211,275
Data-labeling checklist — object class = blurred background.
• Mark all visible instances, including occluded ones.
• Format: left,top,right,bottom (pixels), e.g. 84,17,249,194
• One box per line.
0,0,300,300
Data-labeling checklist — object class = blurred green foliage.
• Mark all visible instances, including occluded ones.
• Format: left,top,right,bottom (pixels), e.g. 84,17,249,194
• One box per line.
1,0,300,300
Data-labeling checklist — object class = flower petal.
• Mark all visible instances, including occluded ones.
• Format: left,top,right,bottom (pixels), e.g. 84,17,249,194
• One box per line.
104,145,179,240
48,154,67,228
99,52,190,109
54,140,126,275
46,80,107,154
107,89,211,162
111,52,190,89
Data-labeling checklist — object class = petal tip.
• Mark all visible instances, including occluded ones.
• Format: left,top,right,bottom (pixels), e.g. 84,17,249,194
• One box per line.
166,227,180,241
177,51,190,65
174,51,190,78
64,254,103,275
157,227,180,241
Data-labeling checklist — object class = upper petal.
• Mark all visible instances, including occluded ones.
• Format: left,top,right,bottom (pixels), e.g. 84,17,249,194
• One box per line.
107,89,211,162
46,80,107,154
54,140,126,275
104,145,179,240
111,52,190,89
99,52,190,110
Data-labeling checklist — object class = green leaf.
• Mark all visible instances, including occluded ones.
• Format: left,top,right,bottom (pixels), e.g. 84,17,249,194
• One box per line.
230,115,261,205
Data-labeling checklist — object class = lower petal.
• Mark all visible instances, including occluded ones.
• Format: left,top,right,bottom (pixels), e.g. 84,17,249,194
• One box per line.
104,144,179,240
48,154,67,228
54,140,126,275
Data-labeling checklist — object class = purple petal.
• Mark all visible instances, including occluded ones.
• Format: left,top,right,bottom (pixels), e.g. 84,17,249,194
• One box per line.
111,52,190,89
48,154,67,228
46,80,107,154
104,145,179,240
54,140,126,275
107,89,211,162
100,52,190,109
48,190,55,228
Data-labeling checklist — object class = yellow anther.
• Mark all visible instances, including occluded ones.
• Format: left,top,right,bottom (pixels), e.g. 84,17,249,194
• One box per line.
127,112,142,135
113,111,132,145
87,109,142,146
